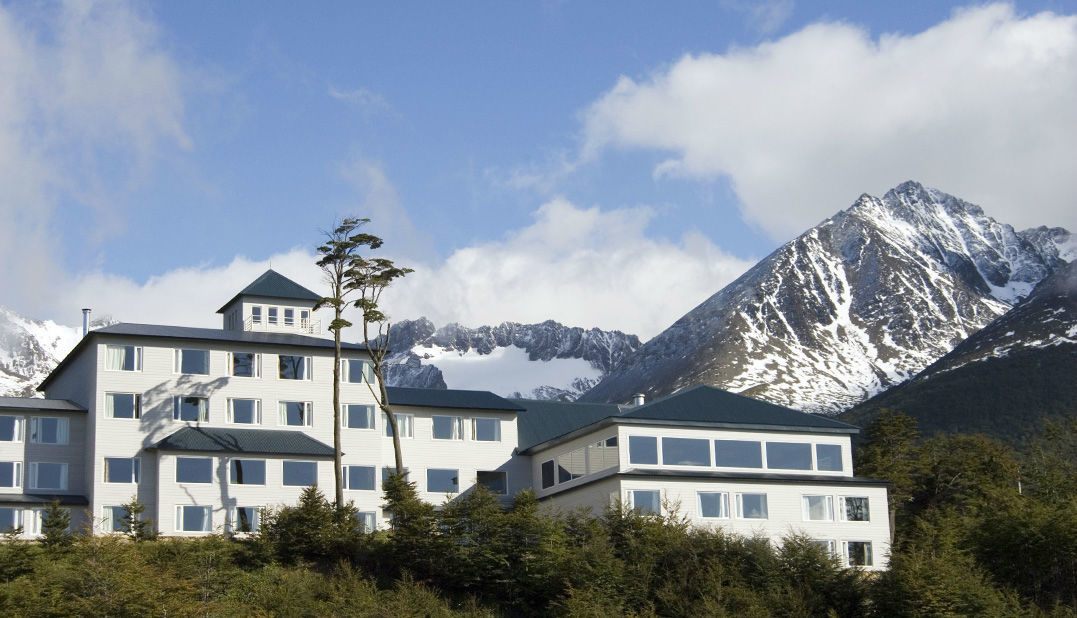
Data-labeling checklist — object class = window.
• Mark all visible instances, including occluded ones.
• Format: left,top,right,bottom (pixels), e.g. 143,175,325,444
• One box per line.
30,417,69,445
229,459,266,485
557,449,586,483
699,492,730,518
104,457,140,483
802,495,834,521
31,507,70,535
103,505,130,532
284,308,295,326
343,404,375,429
279,402,313,427
432,415,464,440
0,462,21,488
630,489,661,515
173,396,209,422
766,442,812,470
383,413,413,438
176,457,212,483
381,467,410,483
714,440,763,468
251,306,262,324
0,416,23,442
344,359,374,383
231,507,261,533
0,507,22,532
300,310,311,329
736,493,768,519
105,393,141,419
231,352,261,378
662,437,710,466
841,497,870,522
586,437,619,473
845,541,873,567
278,355,311,380
356,511,376,533
816,444,843,472
427,468,459,493
540,460,555,489
175,505,212,532
628,436,658,465
30,462,67,490
477,470,507,495
283,461,317,486
472,418,501,442
813,539,837,555
228,399,261,424
105,345,142,371
343,465,376,490
267,307,278,325
174,349,210,375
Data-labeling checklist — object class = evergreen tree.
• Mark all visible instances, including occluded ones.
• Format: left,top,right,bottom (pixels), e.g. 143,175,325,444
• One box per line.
39,499,73,549
120,495,157,541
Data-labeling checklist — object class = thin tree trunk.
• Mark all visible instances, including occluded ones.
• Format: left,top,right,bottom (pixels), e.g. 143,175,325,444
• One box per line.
332,304,344,509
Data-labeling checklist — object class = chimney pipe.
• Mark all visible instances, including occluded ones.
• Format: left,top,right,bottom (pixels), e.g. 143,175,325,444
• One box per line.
632,393,645,407
82,308,91,337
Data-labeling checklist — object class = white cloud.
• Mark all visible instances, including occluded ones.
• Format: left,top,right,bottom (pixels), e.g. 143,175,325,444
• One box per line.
721,0,794,35
0,0,190,317
327,84,391,115
581,4,1077,239
55,199,753,341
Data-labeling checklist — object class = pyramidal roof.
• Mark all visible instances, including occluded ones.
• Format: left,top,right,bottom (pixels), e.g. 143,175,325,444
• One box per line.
216,270,322,313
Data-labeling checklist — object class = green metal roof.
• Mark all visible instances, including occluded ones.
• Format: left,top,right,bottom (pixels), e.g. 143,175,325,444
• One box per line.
0,397,85,413
388,387,525,412
513,399,622,451
216,269,322,313
147,427,335,457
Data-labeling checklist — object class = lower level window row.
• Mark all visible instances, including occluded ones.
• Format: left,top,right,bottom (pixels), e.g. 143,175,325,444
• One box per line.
630,490,770,519
813,539,875,567
175,457,317,486
0,461,68,490
364,467,508,495
0,506,71,534
100,505,378,535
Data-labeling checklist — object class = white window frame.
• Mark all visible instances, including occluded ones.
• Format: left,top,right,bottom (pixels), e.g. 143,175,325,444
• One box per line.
278,401,314,427
383,413,414,438
104,392,141,419
30,506,71,536
29,417,69,445
802,495,835,521
104,344,143,372
343,358,374,383
251,306,263,325
175,505,212,533
229,352,261,378
342,404,376,430
283,307,295,326
813,539,837,555
698,491,730,519
228,458,267,486
173,396,209,422
356,511,376,533
0,506,24,531
0,415,24,443
29,462,68,490
472,417,502,442
432,415,464,440
173,348,211,375
229,506,262,534
104,457,141,484
629,489,662,515
843,540,874,567
838,496,871,522
102,505,129,532
476,470,509,495
282,460,318,487
278,354,313,381
735,493,769,520
342,465,377,491
267,306,278,325
0,461,22,488
227,398,262,425
175,456,213,484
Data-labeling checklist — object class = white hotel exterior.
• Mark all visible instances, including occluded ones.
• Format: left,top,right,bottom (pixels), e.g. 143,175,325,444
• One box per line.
0,270,890,569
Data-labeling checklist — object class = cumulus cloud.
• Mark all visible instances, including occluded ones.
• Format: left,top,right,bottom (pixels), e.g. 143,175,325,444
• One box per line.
581,4,1077,239
57,200,753,340
721,0,794,35
0,0,190,317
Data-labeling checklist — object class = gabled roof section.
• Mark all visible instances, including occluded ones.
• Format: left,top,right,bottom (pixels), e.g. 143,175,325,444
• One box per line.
39,323,369,391
513,399,622,451
621,385,857,432
388,387,525,412
147,427,335,457
0,397,85,413
216,269,322,313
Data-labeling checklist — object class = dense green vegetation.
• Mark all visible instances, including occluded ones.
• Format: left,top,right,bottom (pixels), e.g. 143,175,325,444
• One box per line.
841,344,1077,446
3,414,1077,616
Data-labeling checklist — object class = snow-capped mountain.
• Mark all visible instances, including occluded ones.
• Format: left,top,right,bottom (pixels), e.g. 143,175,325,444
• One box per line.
581,181,1073,413
0,307,82,398
382,318,641,400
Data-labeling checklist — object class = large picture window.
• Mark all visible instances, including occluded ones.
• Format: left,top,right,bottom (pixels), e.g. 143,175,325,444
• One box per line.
174,349,210,375
105,345,142,371
383,413,413,438
173,396,209,422
104,457,141,484
432,416,464,440
802,495,834,521
472,418,501,442
229,459,266,485
699,492,729,518
0,507,22,532
736,493,768,519
283,461,317,486
845,541,873,567
816,444,844,471
343,405,375,430
841,497,870,522
279,402,313,427
175,505,212,532
630,490,661,515
30,417,69,445
103,506,131,532
477,470,507,495
231,352,260,378
176,457,212,483
228,399,261,424
344,359,374,383
0,416,22,442
30,462,67,490
628,436,658,465
0,461,22,488
714,440,763,468
105,393,141,419
356,511,376,533
343,465,376,490
766,442,813,470
661,437,710,466
427,468,459,493
232,507,261,533
278,355,311,380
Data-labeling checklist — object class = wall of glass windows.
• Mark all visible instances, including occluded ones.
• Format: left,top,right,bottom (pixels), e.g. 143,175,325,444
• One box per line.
626,434,845,473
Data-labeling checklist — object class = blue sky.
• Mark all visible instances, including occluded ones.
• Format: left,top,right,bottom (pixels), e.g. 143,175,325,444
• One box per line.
2,1,1076,338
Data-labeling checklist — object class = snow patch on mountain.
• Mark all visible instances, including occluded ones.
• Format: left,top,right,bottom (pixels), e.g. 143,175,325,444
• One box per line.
0,307,82,398
412,344,601,399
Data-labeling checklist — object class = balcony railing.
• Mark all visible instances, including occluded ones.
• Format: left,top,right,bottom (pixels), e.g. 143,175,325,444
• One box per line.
244,315,321,335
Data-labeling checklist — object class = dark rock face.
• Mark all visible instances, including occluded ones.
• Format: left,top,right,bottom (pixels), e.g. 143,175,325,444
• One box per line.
581,181,1072,413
